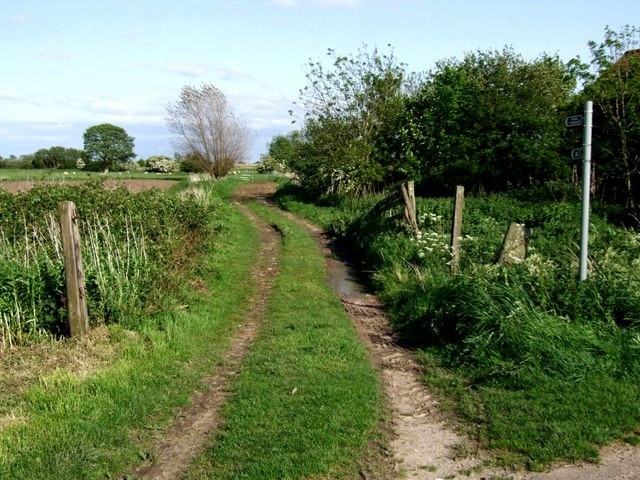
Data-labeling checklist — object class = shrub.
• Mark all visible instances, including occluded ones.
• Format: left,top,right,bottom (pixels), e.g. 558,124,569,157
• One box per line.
146,155,178,173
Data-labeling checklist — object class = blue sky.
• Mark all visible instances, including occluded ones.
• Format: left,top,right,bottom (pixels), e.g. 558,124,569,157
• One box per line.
1,0,639,162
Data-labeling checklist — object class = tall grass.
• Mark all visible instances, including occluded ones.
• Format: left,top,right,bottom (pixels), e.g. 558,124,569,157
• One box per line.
0,181,217,345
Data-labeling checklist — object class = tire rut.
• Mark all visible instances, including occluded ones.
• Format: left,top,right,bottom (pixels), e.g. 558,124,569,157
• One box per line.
129,199,280,480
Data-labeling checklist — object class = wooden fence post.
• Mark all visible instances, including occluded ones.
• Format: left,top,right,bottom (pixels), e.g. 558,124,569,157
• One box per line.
59,201,89,336
401,180,419,236
450,185,465,273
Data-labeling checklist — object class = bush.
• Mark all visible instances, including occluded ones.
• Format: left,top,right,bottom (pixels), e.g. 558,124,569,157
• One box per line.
146,155,178,173
179,153,207,173
256,154,285,174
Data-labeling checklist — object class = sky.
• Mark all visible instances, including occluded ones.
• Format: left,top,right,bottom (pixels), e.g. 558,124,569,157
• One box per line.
1,0,639,163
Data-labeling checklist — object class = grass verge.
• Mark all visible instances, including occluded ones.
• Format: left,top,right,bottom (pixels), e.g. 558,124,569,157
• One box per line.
185,200,382,479
0,179,260,479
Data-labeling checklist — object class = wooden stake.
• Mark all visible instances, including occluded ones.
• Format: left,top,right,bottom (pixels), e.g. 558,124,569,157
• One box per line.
59,201,89,336
401,181,419,236
450,185,465,273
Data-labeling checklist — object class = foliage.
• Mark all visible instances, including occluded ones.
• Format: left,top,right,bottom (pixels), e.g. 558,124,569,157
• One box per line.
581,25,640,211
166,83,253,178
82,124,136,173
0,156,37,170
0,180,261,478
32,146,85,170
290,45,412,195
401,48,576,195
255,153,284,174
177,151,208,173
146,155,178,173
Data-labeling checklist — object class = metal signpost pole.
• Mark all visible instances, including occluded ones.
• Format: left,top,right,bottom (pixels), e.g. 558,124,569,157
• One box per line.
579,101,593,281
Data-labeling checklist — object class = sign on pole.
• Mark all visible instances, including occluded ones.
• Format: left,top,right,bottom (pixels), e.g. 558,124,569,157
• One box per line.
565,115,583,127
571,148,583,161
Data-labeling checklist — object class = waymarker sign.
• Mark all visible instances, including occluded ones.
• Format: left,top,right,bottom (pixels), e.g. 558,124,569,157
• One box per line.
565,115,583,127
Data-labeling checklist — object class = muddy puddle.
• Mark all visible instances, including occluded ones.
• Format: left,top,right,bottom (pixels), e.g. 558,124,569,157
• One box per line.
324,240,369,296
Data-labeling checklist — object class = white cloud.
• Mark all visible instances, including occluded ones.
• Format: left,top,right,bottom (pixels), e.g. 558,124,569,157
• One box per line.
38,49,73,59
7,15,27,24
159,62,255,84
163,63,210,78
30,122,74,131
267,0,364,5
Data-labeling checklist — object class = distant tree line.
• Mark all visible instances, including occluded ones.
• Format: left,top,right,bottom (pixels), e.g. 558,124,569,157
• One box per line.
0,122,210,174
2,83,254,179
264,25,640,214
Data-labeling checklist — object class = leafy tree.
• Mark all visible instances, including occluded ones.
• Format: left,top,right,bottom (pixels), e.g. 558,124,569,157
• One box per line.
265,131,305,175
293,45,412,195
32,146,84,169
401,48,576,194
83,124,135,173
166,83,252,178
582,25,640,210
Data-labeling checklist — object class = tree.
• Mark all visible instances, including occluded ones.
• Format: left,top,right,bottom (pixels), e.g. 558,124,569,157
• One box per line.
32,146,85,169
83,124,135,173
401,48,576,194
166,84,252,178
582,25,640,210
293,45,412,195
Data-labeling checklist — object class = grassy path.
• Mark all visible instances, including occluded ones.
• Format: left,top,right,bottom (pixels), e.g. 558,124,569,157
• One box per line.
131,200,282,479
185,195,383,479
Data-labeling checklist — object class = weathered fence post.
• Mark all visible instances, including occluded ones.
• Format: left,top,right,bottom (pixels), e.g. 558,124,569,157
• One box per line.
401,180,419,236
59,201,89,336
498,222,529,265
450,185,465,273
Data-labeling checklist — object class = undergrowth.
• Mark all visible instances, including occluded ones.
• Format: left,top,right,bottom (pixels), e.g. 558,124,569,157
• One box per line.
0,180,217,344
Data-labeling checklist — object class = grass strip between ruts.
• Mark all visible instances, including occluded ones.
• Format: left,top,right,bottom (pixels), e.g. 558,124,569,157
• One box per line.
185,201,382,479
0,188,261,479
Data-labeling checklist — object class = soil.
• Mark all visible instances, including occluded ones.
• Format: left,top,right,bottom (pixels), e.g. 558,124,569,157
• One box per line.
0,178,178,193
126,181,640,479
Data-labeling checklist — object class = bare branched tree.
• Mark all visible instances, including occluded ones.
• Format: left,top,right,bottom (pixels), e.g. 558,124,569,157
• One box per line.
166,84,253,177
